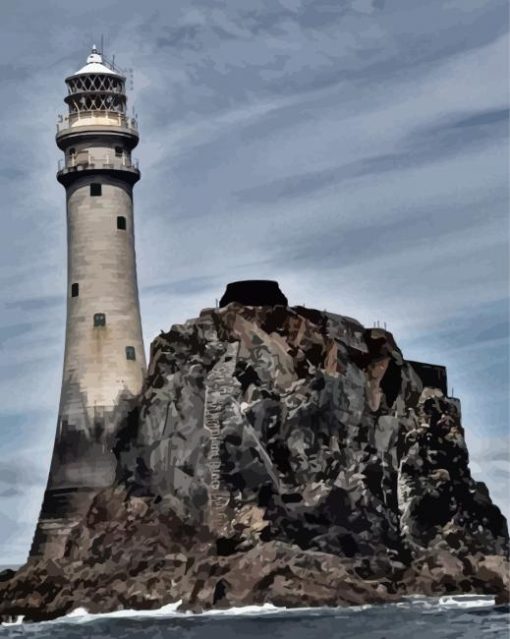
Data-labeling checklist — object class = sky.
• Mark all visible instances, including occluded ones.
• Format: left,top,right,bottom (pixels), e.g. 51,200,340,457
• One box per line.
0,0,508,565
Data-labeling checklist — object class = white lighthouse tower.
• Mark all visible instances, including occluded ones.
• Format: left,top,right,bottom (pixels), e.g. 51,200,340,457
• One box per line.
31,47,146,558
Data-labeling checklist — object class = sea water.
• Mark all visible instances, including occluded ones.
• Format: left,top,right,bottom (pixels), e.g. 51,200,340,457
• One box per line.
0,596,508,638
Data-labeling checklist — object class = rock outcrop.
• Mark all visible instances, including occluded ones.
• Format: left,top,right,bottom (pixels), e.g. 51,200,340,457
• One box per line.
1,300,508,621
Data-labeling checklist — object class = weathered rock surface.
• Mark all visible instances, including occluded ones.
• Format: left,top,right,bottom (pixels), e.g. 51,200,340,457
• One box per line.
1,303,508,621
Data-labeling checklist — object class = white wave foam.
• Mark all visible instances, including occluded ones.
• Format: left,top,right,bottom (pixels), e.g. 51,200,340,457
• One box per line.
65,601,184,623
205,603,286,616
64,601,315,624
400,594,496,611
198,602,364,616
438,595,496,609
38,594,499,627
0,615,25,626
62,600,379,624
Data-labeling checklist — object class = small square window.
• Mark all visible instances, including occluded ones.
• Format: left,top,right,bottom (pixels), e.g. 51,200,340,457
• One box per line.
90,183,102,196
93,313,106,327
117,216,127,230
125,346,136,361
115,146,123,157
71,283,79,297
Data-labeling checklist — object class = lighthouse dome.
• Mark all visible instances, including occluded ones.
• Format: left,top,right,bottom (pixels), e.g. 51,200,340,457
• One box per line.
74,46,122,76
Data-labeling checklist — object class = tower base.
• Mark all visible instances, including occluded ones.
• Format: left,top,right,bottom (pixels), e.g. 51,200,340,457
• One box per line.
30,487,99,558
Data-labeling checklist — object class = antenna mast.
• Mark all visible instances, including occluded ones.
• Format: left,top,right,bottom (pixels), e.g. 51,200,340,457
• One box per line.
126,67,134,91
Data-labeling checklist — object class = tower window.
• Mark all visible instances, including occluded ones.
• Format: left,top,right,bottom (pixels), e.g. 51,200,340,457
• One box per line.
125,346,136,361
115,146,123,157
117,216,127,230
90,183,102,196
69,148,76,157
71,283,79,297
93,313,106,327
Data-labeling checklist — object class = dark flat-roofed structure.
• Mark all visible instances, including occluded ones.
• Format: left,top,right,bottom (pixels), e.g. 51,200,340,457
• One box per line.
219,280,288,308
407,360,448,396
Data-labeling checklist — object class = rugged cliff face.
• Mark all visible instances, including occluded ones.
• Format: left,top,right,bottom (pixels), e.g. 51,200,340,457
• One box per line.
1,301,508,620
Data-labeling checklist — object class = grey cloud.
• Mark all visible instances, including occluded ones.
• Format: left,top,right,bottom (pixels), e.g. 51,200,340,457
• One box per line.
232,159,387,206
0,488,22,498
142,0,506,121
0,64,32,83
233,122,506,206
0,460,46,488
0,168,25,181
402,299,508,355
0,510,34,564
232,154,409,205
275,195,507,271
143,275,219,297
153,2,351,52
475,321,509,343
3,296,62,313
156,26,205,52
0,324,34,348
408,107,509,157
449,108,509,129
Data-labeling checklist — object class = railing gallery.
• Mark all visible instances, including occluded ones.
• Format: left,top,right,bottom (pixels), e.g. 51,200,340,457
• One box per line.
57,155,139,173
56,111,138,133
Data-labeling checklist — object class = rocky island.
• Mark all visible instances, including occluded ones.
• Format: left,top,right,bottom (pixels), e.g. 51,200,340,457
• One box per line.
0,282,508,622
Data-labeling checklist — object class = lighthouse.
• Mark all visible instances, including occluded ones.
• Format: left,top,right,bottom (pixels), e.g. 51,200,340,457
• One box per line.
31,47,146,558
